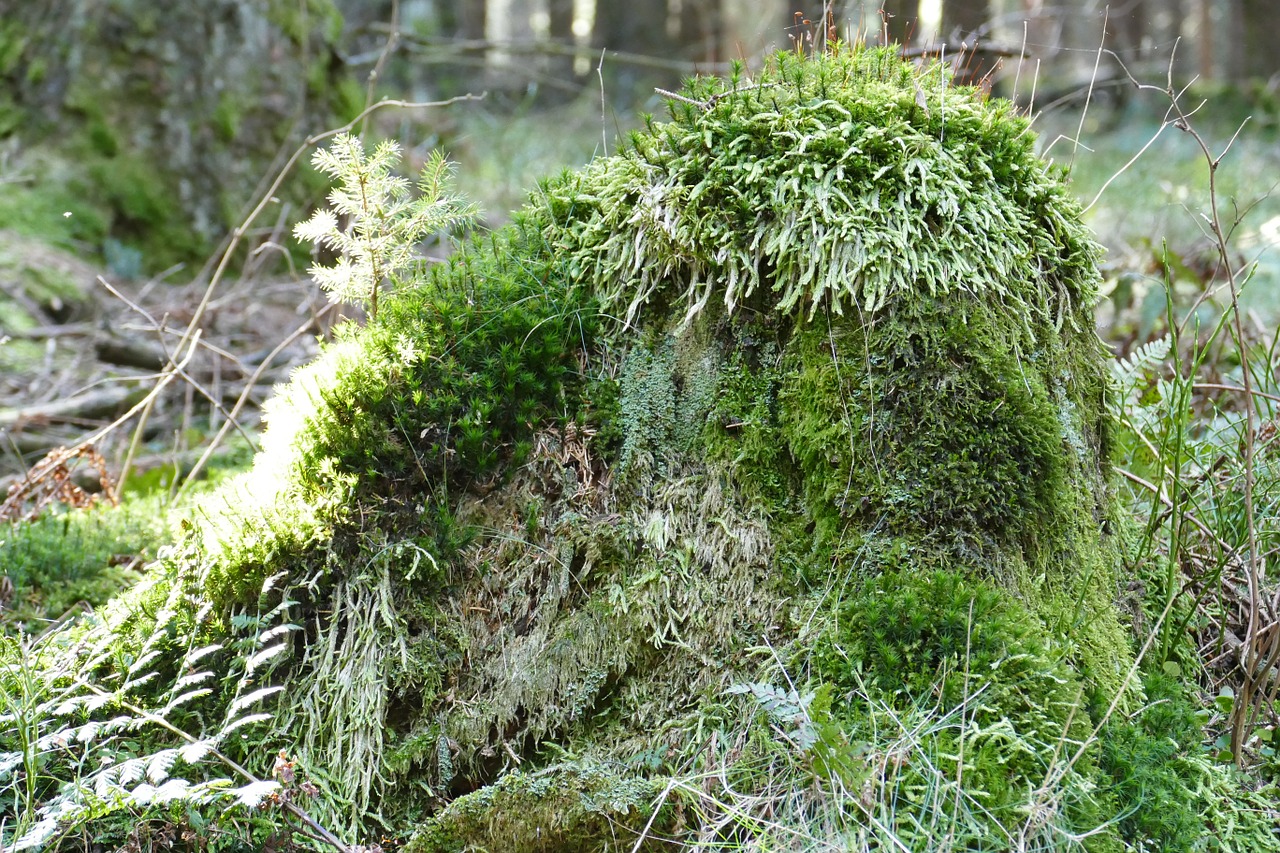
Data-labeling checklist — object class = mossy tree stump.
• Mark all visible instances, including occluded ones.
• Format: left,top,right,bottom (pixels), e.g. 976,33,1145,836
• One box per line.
9,46,1276,853
218,44,1134,849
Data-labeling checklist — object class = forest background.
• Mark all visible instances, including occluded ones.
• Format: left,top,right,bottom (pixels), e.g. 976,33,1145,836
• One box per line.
2,0,1280,846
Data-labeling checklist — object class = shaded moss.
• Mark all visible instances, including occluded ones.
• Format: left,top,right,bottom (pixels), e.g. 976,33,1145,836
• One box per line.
79,153,202,269
406,762,676,853
0,179,110,254
0,1,353,274
0,505,158,634
811,569,1117,846
292,221,597,497
1100,672,1205,850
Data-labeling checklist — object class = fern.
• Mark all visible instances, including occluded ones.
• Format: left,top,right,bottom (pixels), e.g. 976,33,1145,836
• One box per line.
727,681,818,751
1111,333,1171,419
0,542,304,850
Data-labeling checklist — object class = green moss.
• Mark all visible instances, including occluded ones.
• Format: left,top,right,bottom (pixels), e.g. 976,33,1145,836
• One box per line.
277,221,598,506
87,119,119,157
1095,671,1280,852
85,156,174,229
0,21,28,137
8,45,1266,851
535,49,1101,334
0,497,171,634
0,179,110,251
75,153,202,270
1100,672,1206,849
783,306,1066,548
211,91,242,144
812,569,1117,845
406,762,676,853
0,20,25,77
267,0,344,46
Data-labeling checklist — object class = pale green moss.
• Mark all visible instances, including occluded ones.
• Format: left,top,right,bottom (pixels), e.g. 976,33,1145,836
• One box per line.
536,49,1101,332
405,762,676,853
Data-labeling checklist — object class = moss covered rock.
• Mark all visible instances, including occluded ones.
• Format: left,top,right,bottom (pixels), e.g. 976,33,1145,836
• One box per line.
4,46,1278,852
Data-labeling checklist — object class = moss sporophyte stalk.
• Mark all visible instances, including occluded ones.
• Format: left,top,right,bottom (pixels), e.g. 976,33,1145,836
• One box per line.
3,45,1276,852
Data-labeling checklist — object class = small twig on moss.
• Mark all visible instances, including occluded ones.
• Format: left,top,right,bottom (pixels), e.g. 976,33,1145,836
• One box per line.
653,83,778,112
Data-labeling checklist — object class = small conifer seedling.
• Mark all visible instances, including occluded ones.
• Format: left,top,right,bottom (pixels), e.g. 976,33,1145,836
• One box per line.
294,133,477,320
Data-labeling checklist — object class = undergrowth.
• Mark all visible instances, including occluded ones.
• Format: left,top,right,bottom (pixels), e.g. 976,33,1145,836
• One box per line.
1,500,161,635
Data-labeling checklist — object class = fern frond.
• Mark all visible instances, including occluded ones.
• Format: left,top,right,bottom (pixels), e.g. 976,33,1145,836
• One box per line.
1112,334,1171,388
227,685,284,717
146,748,179,784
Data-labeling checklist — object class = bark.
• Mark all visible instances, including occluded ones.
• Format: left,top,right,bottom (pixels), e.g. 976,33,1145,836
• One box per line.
1240,0,1280,80
678,0,724,62
93,334,169,372
877,0,922,45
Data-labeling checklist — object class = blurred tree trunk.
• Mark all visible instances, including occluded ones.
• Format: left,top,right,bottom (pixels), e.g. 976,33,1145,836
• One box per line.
594,0,671,55
941,0,988,40
549,0,576,47
593,0,677,101
1239,0,1279,80
548,0,580,88
679,0,724,62
1196,0,1213,81
435,0,488,93
438,0,487,60
506,0,534,41
878,0,922,44
1139,0,1193,80
942,0,992,85
442,0,487,42
1109,0,1146,66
